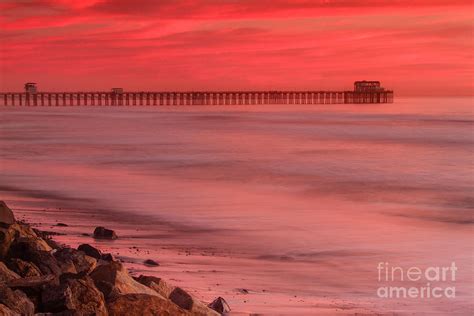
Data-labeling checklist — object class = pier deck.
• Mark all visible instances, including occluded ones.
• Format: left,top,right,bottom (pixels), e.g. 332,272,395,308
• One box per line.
0,90,393,106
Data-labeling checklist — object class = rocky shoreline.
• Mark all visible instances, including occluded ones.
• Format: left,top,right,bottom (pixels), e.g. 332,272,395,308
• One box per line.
0,201,230,315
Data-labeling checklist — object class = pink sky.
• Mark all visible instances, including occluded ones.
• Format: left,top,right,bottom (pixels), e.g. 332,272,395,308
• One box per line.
0,0,472,95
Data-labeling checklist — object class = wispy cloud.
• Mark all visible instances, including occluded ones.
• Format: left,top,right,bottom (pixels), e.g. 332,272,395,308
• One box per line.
1,0,472,95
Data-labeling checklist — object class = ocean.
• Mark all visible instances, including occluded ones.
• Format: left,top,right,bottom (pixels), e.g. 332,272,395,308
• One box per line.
0,97,472,314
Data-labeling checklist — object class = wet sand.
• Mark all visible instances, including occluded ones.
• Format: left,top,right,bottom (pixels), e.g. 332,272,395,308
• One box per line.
7,197,472,315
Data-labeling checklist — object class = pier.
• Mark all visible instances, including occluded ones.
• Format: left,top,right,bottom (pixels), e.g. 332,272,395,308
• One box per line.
0,81,393,106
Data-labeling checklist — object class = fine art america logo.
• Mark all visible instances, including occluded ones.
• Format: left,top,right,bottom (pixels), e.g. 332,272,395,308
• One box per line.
376,262,457,299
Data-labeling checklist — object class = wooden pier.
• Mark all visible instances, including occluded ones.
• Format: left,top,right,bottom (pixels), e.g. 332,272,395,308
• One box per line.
0,81,393,106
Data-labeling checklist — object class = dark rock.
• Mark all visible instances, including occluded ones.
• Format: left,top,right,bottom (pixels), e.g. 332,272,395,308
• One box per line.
41,283,72,313
41,276,107,315
58,271,87,284
45,239,61,250
0,304,16,315
31,228,47,239
32,229,63,248
77,244,101,260
169,287,220,315
107,293,189,316
35,312,75,316
143,259,159,267
0,262,20,283
0,284,35,315
7,258,42,278
0,201,15,226
169,287,193,310
54,248,97,275
93,227,117,240
100,253,114,262
89,261,157,299
237,288,249,294
135,275,173,298
208,297,231,314
55,223,68,227
12,237,52,252
7,274,55,289
8,242,61,276
0,225,16,258
93,280,115,299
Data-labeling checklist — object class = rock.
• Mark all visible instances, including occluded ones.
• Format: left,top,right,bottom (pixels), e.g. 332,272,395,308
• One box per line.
0,262,20,283
0,202,15,226
8,242,61,276
107,293,189,316
143,259,159,267
0,303,17,316
93,227,117,240
208,297,231,314
169,287,220,316
30,230,61,250
135,275,174,298
7,259,42,278
89,261,158,299
67,277,107,315
41,283,72,313
169,287,193,310
54,248,97,275
11,223,37,239
41,276,107,316
55,223,68,227
100,253,114,262
0,226,16,258
237,288,249,294
77,244,101,260
13,237,52,253
0,284,34,316
8,274,57,310
7,274,55,289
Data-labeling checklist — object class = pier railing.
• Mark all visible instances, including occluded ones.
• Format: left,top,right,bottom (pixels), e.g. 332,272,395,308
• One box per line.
0,90,393,106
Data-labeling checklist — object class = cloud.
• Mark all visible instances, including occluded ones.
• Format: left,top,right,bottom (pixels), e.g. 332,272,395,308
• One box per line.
0,0,472,95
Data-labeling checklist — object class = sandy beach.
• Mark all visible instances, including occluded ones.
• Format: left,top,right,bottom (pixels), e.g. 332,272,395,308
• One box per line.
11,202,376,315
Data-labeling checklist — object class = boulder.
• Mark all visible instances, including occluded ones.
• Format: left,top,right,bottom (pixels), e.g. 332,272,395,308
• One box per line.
135,275,174,298
0,284,34,316
208,297,231,314
107,293,189,316
89,261,158,299
169,287,193,310
41,276,107,316
0,303,17,316
13,237,52,253
100,253,114,262
93,227,117,240
7,259,42,278
7,274,55,290
77,244,101,260
143,259,159,267
54,248,97,275
0,226,16,258
169,287,219,316
0,202,15,226
30,229,61,250
10,223,37,239
8,242,61,276
0,262,20,283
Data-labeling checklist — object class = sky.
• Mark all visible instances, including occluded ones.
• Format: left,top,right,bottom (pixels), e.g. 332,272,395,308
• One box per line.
0,0,472,96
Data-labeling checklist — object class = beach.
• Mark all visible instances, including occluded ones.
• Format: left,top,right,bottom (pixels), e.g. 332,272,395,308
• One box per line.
1,97,473,314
